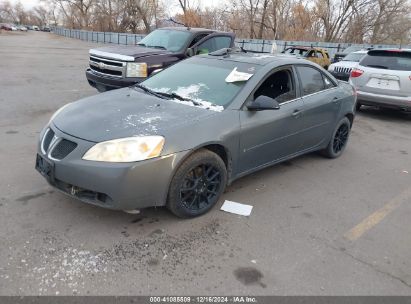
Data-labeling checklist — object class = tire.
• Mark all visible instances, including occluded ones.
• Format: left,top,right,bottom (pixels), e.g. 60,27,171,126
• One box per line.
356,102,362,111
167,149,227,218
322,117,351,159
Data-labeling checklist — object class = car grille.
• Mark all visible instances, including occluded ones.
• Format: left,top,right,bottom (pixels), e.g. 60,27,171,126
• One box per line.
42,128,55,153
41,128,77,160
50,139,77,160
89,55,126,78
334,66,352,74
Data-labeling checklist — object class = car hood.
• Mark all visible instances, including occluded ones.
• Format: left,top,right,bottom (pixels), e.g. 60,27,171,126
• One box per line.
52,88,217,142
90,45,171,60
331,61,359,69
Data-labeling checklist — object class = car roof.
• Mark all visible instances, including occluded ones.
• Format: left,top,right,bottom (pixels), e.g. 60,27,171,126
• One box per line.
287,46,327,52
352,50,368,54
157,27,217,34
201,52,308,66
369,48,411,52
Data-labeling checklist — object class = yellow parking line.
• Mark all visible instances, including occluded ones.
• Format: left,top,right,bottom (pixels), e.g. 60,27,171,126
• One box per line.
344,187,411,241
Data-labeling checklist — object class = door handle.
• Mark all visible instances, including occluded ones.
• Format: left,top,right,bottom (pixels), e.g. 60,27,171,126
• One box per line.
292,109,301,117
332,97,339,103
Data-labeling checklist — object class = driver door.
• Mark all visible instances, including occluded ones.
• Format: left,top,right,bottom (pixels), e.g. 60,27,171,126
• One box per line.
238,67,305,174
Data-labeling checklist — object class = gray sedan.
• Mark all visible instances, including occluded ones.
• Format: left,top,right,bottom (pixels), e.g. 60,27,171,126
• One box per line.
36,51,356,218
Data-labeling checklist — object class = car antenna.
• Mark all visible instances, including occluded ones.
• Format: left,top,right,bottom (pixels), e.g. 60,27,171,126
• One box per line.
169,18,190,30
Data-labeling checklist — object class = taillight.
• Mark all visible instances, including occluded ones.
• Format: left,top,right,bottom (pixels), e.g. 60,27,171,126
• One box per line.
351,69,364,78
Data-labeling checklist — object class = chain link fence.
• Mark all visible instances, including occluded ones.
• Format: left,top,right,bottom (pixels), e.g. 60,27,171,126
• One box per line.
53,27,411,58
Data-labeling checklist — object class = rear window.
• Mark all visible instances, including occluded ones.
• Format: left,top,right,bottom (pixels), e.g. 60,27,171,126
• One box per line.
342,52,365,62
359,51,411,71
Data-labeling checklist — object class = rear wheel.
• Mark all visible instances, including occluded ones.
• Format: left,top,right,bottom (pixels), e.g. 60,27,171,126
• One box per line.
167,150,227,218
322,117,351,159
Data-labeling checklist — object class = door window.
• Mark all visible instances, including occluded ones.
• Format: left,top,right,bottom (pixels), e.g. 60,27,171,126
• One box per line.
254,69,296,104
189,33,209,47
323,74,336,89
296,66,326,96
196,36,232,54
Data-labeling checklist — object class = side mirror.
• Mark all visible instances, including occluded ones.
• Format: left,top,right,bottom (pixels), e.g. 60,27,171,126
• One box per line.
247,95,280,111
186,48,194,57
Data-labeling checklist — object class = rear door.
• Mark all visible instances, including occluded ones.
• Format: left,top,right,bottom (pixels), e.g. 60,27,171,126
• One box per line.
355,50,411,97
295,65,342,150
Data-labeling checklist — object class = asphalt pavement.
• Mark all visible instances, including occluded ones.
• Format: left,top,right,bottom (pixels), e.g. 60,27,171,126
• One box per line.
1,30,411,296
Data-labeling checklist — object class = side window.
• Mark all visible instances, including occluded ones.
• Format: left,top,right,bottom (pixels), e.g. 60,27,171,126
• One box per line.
196,38,215,54
189,34,209,48
323,74,336,89
296,66,326,96
214,36,232,50
317,51,324,58
254,69,296,104
196,36,232,54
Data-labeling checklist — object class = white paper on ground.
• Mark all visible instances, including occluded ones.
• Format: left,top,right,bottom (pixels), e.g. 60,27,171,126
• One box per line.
220,200,253,216
225,67,253,83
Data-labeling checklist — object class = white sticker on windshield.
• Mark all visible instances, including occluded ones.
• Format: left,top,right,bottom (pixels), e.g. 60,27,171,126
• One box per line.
225,67,253,83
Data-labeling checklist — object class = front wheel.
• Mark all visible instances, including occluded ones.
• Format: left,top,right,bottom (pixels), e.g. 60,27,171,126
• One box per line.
167,149,227,218
322,117,351,159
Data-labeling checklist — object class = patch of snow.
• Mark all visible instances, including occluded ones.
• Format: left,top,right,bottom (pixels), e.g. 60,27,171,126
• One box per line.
153,84,224,112
30,247,108,295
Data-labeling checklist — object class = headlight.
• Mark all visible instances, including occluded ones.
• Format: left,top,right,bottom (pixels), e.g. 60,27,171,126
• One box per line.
328,64,335,72
83,136,165,162
126,62,147,78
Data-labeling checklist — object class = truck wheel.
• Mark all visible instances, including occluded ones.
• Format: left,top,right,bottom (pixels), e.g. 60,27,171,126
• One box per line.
322,117,351,159
167,149,227,218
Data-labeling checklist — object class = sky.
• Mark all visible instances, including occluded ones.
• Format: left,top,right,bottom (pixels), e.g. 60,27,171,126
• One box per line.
7,0,223,10
8,0,41,9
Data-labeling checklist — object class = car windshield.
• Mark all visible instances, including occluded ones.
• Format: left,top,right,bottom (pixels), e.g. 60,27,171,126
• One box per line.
342,53,366,62
284,48,308,56
141,57,258,109
359,51,411,71
137,29,192,52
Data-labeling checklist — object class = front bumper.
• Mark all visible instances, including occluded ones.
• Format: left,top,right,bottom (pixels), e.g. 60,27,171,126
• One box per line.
357,90,411,110
36,124,189,210
85,68,145,91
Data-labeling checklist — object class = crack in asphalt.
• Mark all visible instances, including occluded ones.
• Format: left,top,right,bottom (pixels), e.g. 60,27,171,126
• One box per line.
311,234,411,290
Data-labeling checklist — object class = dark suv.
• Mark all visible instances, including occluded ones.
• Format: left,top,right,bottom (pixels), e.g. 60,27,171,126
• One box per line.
86,27,235,92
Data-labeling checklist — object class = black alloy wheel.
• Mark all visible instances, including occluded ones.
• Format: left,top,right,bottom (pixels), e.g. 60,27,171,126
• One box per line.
322,117,351,159
167,149,227,218
180,164,221,211
332,123,349,154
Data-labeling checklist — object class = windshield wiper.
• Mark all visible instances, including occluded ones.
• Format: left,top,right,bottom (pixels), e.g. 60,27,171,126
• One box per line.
133,84,169,99
136,43,146,47
156,91,201,106
147,45,167,50
367,64,388,69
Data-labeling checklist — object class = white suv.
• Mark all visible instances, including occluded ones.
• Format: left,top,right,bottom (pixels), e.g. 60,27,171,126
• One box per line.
349,49,411,111
328,51,367,81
